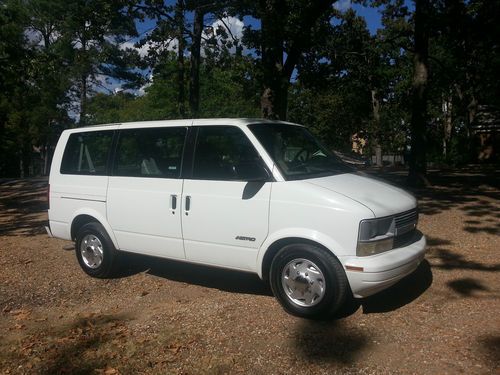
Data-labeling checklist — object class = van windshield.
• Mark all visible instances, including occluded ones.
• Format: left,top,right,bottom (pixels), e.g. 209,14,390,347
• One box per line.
248,123,352,180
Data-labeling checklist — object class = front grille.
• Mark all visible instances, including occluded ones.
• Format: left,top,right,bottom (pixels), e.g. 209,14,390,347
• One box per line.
395,209,418,228
393,208,418,249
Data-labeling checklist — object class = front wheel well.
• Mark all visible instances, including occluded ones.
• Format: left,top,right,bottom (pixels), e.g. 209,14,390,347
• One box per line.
261,237,335,280
71,215,99,241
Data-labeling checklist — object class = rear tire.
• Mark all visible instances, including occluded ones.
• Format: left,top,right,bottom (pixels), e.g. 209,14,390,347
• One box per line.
75,222,117,278
270,243,348,319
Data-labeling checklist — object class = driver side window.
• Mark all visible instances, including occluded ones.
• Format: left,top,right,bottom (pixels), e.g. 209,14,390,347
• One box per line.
192,126,263,181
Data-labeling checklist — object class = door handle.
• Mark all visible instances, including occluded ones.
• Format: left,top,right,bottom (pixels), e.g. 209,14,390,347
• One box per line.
170,194,177,210
185,195,191,213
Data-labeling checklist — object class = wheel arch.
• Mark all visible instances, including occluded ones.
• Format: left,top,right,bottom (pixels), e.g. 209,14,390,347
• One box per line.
70,209,119,249
258,231,345,280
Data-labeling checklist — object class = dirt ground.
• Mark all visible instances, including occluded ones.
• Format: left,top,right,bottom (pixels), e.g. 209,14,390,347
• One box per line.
0,167,499,374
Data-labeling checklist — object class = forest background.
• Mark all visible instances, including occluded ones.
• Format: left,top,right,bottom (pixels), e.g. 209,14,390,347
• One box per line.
0,0,498,183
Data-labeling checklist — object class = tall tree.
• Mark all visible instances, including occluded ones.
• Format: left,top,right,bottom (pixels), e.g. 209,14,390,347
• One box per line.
408,0,430,185
186,0,226,117
243,0,336,120
188,7,204,117
62,0,141,126
24,0,73,174
0,1,30,176
135,0,189,118
174,0,186,117
1,0,73,176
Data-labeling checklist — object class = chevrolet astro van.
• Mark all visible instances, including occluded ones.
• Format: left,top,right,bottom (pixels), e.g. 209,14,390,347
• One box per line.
47,118,426,318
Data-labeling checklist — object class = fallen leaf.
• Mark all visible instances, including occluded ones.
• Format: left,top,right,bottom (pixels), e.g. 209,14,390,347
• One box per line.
10,309,31,317
167,343,182,354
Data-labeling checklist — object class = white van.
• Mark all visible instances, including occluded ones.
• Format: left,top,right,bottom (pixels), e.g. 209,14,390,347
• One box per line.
48,118,426,318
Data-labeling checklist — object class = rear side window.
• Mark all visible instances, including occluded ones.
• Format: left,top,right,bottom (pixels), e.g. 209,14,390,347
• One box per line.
113,127,186,178
60,130,113,175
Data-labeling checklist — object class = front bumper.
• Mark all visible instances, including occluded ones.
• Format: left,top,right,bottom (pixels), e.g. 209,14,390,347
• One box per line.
342,231,427,298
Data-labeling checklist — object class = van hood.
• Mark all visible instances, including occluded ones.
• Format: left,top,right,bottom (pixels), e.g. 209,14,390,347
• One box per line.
306,172,416,217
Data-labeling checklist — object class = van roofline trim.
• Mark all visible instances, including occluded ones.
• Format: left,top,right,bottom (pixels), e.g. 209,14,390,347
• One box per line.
62,118,302,132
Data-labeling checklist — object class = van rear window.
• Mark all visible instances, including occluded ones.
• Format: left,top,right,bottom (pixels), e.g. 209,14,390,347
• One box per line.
60,130,113,175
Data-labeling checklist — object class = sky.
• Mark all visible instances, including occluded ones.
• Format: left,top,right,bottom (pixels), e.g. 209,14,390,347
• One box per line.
351,2,384,33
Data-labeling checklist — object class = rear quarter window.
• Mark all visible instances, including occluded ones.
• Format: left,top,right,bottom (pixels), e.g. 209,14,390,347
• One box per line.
60,130,113,175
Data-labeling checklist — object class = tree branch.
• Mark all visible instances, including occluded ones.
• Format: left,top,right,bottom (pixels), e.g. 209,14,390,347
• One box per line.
283,0,335,79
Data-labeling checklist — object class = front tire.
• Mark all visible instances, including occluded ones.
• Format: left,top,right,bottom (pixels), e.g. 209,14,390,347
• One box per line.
75,222,117,278
270,243,348,319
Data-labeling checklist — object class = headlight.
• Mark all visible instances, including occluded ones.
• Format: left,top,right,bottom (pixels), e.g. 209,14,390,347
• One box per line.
357,216,396,256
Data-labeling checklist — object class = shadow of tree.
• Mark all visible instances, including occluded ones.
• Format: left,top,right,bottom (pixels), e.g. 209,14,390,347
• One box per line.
293,319,370,364
446,278,489,297
361,260,433,314
477,335,500,368
37,313,130,374
426,237,452,246
365,166,500,235
423,233,500,299
0,178,48,236
118,253,273,297
428,247,500,272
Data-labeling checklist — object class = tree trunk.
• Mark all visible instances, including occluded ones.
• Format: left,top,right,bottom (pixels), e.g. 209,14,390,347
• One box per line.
79,74,87,127
260,0,287,120
442,94,453,158
261,81,289,120
19,153,24,178
259,0,334,120
43,143,49,176
371,89,383,167
466,94,478,138
189,8,204,117
20,140,31,178
175,0,186,118
79,34,87,127
408,0,430,186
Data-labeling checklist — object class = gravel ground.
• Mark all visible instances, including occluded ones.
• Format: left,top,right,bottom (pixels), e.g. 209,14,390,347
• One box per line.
0,167,499,374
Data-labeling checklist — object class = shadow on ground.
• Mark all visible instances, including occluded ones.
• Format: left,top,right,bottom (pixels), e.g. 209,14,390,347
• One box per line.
293,319,370,365
477,335,500,367
361,260,433,314
425,235,500,273
0,178,48,236
446,277,490,297
421,235,499,300
119,255,434,316
118,253,273,297
0,312,131,375
366,165,500,236
41,313,128,374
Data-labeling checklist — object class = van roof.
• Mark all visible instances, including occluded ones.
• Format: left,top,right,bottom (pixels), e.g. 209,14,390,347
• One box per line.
65,118,300,132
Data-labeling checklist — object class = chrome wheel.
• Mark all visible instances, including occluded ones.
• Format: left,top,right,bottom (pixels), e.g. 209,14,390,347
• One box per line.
80,234,104,269
281,258,326,307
